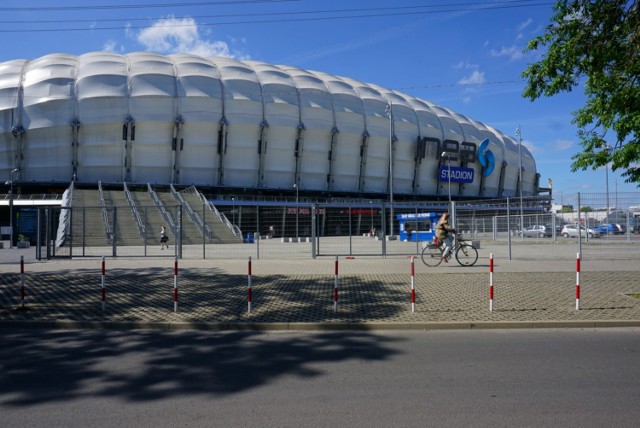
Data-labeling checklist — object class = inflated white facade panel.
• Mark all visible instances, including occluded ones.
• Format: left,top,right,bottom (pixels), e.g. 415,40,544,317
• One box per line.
77,53,128,182
250,61,299,189
173,54,222,186
0,52,538,199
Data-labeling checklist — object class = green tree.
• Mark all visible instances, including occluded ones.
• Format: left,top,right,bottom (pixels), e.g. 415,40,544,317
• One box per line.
522,0,640,184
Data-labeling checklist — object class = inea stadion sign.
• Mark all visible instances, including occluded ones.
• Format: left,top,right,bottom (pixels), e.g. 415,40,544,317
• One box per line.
439,166,474,183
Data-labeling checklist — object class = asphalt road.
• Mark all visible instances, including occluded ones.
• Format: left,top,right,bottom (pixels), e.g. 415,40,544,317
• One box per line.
1,328,639,427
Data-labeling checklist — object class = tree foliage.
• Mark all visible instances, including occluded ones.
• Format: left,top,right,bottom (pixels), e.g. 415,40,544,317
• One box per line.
522,0,640,184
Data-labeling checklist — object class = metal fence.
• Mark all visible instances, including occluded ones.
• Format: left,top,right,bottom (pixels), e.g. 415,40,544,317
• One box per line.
34,192,640,261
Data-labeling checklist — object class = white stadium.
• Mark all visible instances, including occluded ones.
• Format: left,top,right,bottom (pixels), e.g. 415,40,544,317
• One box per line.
1,52,538,199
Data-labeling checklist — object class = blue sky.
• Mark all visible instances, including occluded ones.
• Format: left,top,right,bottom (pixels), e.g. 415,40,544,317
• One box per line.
2,0,636,200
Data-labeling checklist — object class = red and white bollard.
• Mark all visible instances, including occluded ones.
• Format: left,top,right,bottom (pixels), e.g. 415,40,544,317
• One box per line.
410,257,416,313
20,255,25,308
575,252,580,310
333,256,339,313
173,256,179,312
101,256,106,312
489,253,494,311
247,256,252,313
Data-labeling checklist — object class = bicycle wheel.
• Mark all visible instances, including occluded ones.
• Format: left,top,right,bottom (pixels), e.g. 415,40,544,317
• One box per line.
455,243,478,266
421,245,443,267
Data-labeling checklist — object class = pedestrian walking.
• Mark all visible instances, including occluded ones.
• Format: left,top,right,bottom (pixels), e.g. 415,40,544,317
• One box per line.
160,225,169,250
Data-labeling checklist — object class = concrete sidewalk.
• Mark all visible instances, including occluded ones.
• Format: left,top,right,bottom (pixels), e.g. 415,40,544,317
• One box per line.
1,254,640,330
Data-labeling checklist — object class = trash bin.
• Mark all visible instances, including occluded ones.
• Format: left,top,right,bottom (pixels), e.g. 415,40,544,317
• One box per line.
245,233,254,243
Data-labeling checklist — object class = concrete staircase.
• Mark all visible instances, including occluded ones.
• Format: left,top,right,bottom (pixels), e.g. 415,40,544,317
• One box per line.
66,185,241,247
153,189,203,245
129,191,164,246
102,190,142,246
68,189,111,247
178,187,242,244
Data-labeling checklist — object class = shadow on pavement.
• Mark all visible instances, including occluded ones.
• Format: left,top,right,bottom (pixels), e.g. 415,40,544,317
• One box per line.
0,328,401,406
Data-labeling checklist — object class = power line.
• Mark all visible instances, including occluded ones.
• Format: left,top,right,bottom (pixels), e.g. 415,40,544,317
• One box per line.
0,0,299,12
0,1,554,32
0,1,549,24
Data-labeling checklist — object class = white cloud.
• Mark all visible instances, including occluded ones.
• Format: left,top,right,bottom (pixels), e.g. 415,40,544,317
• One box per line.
103,40,117,52
555,139,574,151
489,45,525,61
453,61,478,70
522,139,538,153
458,70,486,85
136,16,237,58
517,18,533,32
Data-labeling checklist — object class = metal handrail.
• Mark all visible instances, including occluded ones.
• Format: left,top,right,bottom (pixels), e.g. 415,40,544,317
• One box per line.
175,185,213,242
98,181,112,243
1,193,63,201
148,183,175,229
196,191,239,237
124,182,145,238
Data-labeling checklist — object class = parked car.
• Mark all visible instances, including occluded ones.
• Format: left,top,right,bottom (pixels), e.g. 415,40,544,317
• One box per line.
595,223,622,235
518,225,552,238
561,224,601,238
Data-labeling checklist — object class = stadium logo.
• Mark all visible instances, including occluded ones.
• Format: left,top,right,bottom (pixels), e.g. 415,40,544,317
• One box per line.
477,139,495,177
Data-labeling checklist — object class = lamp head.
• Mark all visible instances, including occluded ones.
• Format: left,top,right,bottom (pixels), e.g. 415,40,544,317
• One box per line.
441,152,447,158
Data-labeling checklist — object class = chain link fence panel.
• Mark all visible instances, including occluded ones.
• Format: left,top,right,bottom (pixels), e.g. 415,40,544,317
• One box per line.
33,191,640,261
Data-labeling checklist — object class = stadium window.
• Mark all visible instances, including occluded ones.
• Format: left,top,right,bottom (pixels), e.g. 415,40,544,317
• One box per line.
442,139,459,159
460,142,477,163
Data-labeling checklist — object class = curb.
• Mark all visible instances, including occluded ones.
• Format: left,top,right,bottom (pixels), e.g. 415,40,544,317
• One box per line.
1,319,640,331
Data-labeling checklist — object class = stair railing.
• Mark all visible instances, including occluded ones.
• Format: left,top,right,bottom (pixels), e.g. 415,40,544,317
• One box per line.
98,181,113,243
124,182,145,238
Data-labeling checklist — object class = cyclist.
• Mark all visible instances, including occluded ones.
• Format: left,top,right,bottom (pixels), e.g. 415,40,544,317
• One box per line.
435,213,456,262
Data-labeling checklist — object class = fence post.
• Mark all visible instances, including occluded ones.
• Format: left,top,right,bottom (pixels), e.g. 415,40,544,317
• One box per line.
81,207,85,257
20,255,25,308
333,256,339,313
173,256,178,312
410,257,415,313
348,203,353,255
247,256,252,313
381,202,387,257
101,256,106,312
178,205,183,260
575,252,580,310
203,203,206,259
506,198,512,260
311,204,317,259
577,192,583,253
256,231,260,260
112,207,117,258
489,253,494,311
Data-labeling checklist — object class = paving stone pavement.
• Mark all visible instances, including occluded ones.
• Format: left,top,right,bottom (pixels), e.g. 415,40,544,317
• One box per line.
1,255,640,330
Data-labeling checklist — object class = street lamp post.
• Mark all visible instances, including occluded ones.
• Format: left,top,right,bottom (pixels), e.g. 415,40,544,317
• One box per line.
293,183,299,238
6,168,19,249
441,152,452,212
386,103,394,238
605,145,611,215
231,197,235,225
516,126,524,238
369,200,374,235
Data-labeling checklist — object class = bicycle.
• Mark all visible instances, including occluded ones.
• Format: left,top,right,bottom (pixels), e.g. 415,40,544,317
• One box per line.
421,233,478,267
